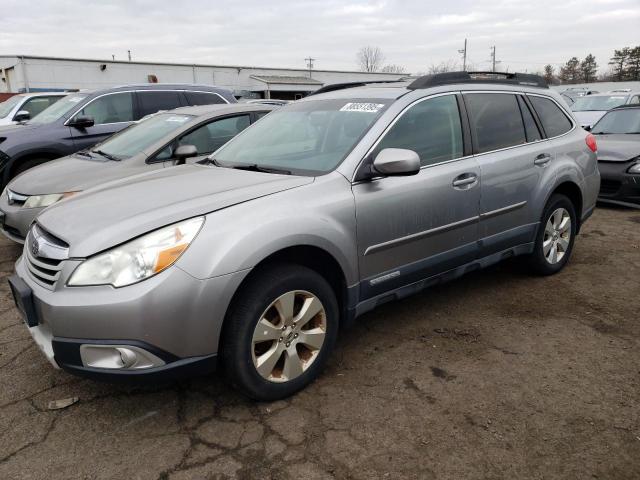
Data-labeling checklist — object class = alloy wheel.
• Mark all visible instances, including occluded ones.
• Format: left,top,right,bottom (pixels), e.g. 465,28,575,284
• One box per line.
543,207,572,264
251,290,327,383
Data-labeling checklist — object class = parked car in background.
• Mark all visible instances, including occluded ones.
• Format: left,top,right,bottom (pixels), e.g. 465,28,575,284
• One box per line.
0,104,273,242
591,105,640,207
560,88,599,107
8,72,598,400
571,91,640,129
0,84,236,187
0,92,67,126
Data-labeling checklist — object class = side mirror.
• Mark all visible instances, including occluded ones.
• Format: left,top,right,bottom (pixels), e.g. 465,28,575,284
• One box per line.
372,148,421,177
13,110,30,122
174,144,198,165
69,115,95,128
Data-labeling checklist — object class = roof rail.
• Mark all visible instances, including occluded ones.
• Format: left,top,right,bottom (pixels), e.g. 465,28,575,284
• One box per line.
309,79,407,96
408,71,548,90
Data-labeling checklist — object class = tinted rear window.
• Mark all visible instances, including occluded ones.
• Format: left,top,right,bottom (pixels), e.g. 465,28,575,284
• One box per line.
185,91,226,106
137,91,183,117
529,96,573,137
464,93,526,153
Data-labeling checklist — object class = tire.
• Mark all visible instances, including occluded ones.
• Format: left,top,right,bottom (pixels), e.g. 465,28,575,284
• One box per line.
525,194,577,276
221,263,339,401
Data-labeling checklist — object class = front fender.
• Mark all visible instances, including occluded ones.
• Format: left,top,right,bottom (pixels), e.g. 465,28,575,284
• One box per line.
176,174,359,286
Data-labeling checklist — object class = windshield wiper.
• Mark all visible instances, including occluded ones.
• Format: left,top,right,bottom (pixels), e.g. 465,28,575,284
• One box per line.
230,163,291,175
75,150,94,158
92,149,121,161
200,157,222,166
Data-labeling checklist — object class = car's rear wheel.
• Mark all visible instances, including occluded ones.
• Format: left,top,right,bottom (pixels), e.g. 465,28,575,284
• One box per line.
221,264,339,401
526,194,577,275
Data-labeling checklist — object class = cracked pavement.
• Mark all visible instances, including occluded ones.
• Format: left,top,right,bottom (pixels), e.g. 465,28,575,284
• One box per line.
1,206,639,479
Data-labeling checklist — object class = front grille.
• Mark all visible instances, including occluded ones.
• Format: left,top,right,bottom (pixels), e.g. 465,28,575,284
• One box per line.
599,179,621,196
24,224,69,289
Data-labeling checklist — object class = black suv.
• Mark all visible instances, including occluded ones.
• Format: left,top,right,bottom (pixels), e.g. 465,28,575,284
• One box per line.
0,84,236,186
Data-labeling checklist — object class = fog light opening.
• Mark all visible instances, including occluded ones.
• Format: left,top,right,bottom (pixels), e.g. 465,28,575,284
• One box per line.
80,344,166,370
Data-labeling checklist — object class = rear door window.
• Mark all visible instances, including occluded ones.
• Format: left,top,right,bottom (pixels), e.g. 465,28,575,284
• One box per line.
184,91,226,106
137,91,183,117
529,96,573,138
77,92,135,125
464,93,526,153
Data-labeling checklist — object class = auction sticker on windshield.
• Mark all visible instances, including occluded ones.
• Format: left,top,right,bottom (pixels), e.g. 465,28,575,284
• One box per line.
340,103,385,113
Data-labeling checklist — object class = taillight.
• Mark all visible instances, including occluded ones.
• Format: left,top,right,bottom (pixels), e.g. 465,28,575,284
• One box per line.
585,133,597,153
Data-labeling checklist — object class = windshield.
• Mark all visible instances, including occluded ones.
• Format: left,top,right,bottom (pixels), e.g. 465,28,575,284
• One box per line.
89,113,194,160
592,109,640,134
571,95,628,112
29,93,87,124
0,95,23,119
213,99,390,175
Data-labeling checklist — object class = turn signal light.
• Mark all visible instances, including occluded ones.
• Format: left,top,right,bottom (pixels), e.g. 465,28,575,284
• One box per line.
585,133,597,153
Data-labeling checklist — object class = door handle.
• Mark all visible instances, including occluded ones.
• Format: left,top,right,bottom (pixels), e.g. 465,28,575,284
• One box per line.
452,173,478,189
534,153,552,166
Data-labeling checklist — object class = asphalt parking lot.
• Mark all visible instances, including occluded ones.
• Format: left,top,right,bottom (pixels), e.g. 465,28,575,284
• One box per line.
0,206,639,480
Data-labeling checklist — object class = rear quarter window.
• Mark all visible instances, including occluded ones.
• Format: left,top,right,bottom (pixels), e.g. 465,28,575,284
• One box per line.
529,96,573,137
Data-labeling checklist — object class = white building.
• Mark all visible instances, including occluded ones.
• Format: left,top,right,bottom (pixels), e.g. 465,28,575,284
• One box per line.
0,55,407,100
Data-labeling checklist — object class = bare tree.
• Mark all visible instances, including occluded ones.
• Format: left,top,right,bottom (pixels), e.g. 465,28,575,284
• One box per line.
357,46,385,72
427,60,458,74
381,64,406,74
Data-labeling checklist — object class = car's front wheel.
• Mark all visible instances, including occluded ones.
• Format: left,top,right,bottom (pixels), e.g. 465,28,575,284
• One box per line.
221,264,339,401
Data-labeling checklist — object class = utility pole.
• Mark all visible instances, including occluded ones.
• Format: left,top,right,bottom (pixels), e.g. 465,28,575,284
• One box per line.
490,46,501,72
458,39,467,71
305,57,315,78
128,50,132,62
112,54,115,61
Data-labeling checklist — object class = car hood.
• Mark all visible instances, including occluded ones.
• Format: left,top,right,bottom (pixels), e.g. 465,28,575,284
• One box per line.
9,154,148,195
595,134,640,162
573,111,606,127
0,122,51,151
37,165,314,257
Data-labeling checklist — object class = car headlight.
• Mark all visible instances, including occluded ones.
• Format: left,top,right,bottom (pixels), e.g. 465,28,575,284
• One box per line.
68,216,205,287
23,192,78,208
628,158,640,174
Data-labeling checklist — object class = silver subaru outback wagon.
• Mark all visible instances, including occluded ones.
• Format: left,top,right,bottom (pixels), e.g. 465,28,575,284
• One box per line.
9,72,600,400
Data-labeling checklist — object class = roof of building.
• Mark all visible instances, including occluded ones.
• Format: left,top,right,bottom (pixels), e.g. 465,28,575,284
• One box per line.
0,54,406,77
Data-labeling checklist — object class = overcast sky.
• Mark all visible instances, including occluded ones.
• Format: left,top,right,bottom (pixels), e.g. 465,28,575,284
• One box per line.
1,0,638,75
